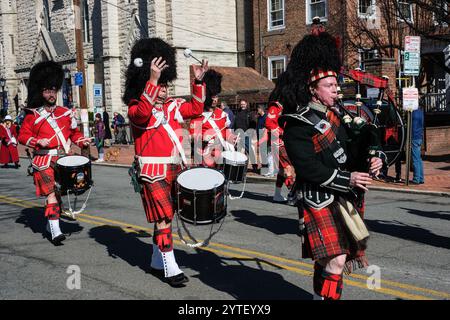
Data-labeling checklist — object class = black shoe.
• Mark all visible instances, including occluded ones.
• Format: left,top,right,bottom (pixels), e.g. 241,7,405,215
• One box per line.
1,164,7,168
394,177,404,183
165,273,189,287
420,181,424,184
51,234,66,246
14,163,20,169
410,181,421,185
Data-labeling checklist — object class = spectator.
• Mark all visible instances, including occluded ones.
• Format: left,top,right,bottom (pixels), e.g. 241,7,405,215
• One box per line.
103,110,113,147
112,112,127,144
220,101,234,129
93,113,106,162
234,99,250,131
411,106,424,184
256,105,267,141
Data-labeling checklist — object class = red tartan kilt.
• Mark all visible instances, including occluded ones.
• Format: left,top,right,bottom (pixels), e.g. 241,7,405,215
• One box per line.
33,159,57,197
302,204,350,261
140,164,181,223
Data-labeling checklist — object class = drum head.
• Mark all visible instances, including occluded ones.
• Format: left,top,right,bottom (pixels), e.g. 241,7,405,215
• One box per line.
57,155,90,167
177,167,225,191
222,151,248,164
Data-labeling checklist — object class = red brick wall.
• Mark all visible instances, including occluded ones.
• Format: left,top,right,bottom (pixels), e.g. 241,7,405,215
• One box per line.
425,126,450,155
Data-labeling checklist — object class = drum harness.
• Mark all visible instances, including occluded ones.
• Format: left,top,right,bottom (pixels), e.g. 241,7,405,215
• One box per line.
36,108,93,219
130,101,227,248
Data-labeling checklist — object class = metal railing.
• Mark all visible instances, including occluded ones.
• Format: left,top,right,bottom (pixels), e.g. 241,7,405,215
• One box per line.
421,92,449,113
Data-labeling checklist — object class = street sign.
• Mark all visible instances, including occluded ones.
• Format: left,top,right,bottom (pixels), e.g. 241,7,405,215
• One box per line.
93,83,103,108
402,87,419,111
74,72,84,86
404,36,421,76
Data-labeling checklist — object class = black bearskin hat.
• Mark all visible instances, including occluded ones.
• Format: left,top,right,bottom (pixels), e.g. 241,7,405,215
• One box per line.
27,61,64,108
123,38,177,105
203,69,222,109
269,31,341,114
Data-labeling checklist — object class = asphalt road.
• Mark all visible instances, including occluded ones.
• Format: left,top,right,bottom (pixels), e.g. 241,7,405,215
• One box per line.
0,164,449,300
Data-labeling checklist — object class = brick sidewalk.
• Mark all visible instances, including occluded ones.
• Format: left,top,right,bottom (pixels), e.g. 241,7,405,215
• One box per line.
17,144,450,195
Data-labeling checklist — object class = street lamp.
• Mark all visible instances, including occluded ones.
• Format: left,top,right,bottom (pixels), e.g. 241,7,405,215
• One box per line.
0,77,6,118
63,68,73,108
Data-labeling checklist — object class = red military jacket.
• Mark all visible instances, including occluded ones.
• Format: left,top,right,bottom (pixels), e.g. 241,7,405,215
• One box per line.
128,81,205,182
264,101,292,169
18,106,85,170
189,108,230,142
0,123,19,164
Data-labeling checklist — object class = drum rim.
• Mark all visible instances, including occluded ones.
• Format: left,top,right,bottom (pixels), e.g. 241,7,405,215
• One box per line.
222,150,248,164
178,208,227,225
56,155,91,167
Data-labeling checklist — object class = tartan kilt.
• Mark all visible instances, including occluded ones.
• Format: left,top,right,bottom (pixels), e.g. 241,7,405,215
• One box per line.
33,157,58,197
140,164,181,223
301,200,369,273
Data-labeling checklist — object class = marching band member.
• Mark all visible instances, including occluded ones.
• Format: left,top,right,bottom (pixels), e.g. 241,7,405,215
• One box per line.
263,100,295,202
189,69,236,167
278,31,385,300
0,115,20,168
18,61,90,245
124,38,208,287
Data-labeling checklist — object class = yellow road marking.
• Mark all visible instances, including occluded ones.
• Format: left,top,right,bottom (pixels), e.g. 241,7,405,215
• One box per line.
1,194,448,300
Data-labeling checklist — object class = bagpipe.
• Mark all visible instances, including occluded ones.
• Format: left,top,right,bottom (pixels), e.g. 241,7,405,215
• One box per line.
336,68,405,168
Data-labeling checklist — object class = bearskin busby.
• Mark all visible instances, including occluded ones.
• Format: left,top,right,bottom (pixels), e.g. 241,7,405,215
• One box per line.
203,69,222,109
27,61,64,109
123,38,177,105
269,29,342,114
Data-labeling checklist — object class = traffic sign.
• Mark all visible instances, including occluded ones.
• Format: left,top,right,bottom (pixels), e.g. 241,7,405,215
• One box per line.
402,87,419,111
74,72,84,86
404,36,421,76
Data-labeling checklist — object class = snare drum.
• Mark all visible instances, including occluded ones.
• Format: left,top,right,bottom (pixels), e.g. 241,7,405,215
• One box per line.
55,155,93,195
220,150,248,183
176,167,226,225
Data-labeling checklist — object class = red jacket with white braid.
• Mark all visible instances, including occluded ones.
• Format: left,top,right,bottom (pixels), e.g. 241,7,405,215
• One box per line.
128,81,205,158
18,106,85,150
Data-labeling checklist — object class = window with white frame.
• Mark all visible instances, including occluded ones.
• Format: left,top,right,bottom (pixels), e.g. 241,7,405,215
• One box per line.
397,0,413,22
358,49,378,70
268,0,285,30
358,0,376,18
268,56,286,81
306,0,327,24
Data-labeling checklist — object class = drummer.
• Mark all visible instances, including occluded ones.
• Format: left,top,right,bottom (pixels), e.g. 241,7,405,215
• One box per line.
125,38,208,287
18,61,90,245
189,69,237,167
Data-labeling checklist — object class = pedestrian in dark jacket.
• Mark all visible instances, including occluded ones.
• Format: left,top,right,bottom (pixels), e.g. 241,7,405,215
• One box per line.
94,113,105,162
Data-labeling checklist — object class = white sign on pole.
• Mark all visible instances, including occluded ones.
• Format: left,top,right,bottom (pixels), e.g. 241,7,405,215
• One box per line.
93,84,103,108
402,87,419,111
404,36,421,76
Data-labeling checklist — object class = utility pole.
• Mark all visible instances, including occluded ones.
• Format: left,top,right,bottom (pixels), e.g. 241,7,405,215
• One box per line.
73,0,90,157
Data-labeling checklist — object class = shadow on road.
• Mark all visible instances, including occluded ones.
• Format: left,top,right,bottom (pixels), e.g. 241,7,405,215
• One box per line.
88,225,310,299
88,225,153,274
16,207,83,242
228,190,274,203
399,207,450,221
176,249,312,300
230,209,299,235
366,219,450,250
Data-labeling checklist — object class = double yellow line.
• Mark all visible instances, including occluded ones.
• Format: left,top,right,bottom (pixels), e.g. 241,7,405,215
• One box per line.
1,194,449,300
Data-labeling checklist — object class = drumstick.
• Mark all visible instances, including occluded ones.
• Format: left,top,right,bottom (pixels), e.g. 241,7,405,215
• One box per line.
48,126,66,142
77,137,95,142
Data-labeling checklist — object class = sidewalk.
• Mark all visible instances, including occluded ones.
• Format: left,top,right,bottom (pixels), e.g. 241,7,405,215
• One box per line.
17,144,450,196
